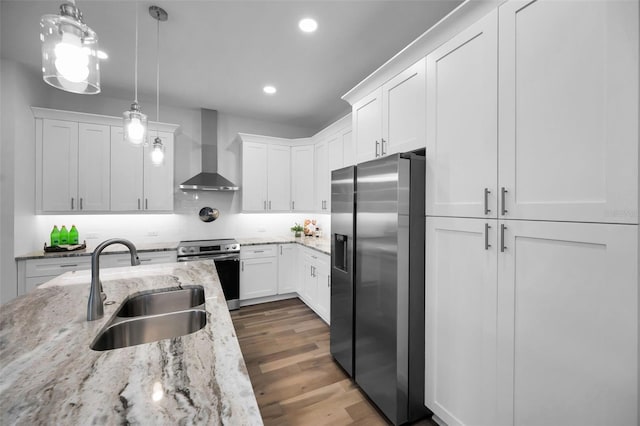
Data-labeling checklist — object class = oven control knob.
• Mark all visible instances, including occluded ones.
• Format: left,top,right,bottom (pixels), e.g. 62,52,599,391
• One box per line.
231,244,238,250
178,247,185,255
189,247,197,254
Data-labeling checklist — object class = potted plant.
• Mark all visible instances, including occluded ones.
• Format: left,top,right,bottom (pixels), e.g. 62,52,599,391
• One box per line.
290,223,303,238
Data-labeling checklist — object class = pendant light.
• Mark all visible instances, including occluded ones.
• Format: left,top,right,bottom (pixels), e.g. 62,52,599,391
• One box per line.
123,2,147,146
150,6,167,167
40,0,100,94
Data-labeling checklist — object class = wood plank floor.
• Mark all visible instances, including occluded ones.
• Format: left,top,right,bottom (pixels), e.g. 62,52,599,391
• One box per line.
230,298,437,426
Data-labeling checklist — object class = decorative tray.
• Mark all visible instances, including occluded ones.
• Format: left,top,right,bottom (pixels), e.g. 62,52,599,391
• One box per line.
43,241,87,253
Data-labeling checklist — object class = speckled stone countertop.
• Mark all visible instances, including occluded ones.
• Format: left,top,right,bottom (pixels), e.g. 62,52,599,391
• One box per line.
15,241,178,260
237,235,330,256
0,261,262,425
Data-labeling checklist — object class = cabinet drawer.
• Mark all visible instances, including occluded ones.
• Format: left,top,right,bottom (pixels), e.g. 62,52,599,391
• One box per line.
102,251,177,268
240,245,277,259
25,257,91,277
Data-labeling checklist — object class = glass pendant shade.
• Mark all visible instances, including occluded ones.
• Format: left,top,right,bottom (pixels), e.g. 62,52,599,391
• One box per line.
40,3,100,94
150,136,165,166
123,103,148,145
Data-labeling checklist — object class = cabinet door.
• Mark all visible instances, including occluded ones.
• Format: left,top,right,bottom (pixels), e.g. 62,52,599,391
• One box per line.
497,220,638,426
267,144,291,212
382,57,426,156
291,145,315,212
354,88,382,163
41,119,78,212
498,0,638,224
328,134,343,171
314,254,331,324
299,251,317,304
143,131,174,211
78,123,110,211
277,244,297,294
110,127,144,211
242,142,268,212
240,257,278,299
315,140,329,211
425,217,498,426
426,11,498,218
342,129,354,167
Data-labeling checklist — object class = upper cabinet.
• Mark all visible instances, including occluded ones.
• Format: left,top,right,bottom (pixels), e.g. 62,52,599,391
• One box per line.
110,127,175,212
425,10,498,218
498,0,638,224
240,134,291,213
353,58,426,164
291,145,315,212
315,139,329,211
34,108,178,214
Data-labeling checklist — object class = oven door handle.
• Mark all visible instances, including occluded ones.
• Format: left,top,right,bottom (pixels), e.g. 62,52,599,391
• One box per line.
178,254,240,262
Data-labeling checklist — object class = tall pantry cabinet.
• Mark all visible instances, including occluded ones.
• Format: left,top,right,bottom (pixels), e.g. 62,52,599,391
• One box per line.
424,1,638,426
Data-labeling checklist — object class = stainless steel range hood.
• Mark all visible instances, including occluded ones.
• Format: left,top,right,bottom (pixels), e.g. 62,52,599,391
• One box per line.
179,109,239,191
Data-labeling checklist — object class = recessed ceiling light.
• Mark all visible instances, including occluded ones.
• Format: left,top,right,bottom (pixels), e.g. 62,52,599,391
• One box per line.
263,85,277,95
298,18,318,33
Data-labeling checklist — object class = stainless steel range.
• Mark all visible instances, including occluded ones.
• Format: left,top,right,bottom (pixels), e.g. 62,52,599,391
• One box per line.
177,239,240,310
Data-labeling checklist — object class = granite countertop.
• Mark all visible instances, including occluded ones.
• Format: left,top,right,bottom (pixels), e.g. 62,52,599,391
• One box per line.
0,261,262,425
15,241,179,261
237,235,331,255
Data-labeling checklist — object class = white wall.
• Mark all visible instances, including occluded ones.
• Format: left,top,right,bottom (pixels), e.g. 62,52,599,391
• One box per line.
0,59,328,303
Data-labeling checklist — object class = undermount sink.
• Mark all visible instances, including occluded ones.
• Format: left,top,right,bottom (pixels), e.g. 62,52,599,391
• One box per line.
116,286,205,317
90,286,207,351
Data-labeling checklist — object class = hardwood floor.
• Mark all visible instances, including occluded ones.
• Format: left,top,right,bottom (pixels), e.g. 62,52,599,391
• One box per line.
230,298,437,426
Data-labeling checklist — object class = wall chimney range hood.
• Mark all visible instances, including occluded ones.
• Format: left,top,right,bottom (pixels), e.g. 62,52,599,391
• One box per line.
179,109,239,191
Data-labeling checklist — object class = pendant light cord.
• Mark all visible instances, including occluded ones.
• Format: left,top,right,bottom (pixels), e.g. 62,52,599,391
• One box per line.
156,13,160,127
134,1,138,104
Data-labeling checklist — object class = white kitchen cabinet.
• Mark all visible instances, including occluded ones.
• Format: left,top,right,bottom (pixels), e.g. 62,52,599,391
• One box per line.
496,220,638,426
38,119,110,212
267,144,291,212
498,0,638,224
277,244,297,294
354,58,426,164
341,129,354,167
353,89,382,163
291,145,315,212
315,139,329,212
328,134,343,171
425,216,498,426
111,127,174,212
425,10,498,218
101,250,177,268
241,138,291,212
298,247,330,324
240,245,278,300
242,141,268,212
425,217,639,426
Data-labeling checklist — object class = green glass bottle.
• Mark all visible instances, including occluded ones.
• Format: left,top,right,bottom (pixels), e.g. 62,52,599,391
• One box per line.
69,225,79,245
59,225,69,245
50,225,60,247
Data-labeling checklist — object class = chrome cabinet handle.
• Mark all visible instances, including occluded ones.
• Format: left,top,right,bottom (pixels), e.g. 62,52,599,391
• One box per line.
59,263,78,268
381,138,387,156
292,200,295,210
327,276,330,287
501,187,508,215
241,261,244,272
139,258,152,262
484,188,491,215
253,250,264,253
500,224,507,252
485,223,491,250
80,197,83,210
71,197,74,210
375,140,380,157
263,200,267,210
269,200,272,210
138,198,141,210
145,199,148,210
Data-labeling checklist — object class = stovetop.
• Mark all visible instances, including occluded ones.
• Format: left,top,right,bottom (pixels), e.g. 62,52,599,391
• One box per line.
177,239,240,257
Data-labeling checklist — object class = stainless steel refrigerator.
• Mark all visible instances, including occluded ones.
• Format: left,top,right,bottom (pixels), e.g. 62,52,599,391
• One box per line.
330,152,428,425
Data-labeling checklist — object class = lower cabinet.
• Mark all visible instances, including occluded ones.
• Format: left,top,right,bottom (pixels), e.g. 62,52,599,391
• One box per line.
298,247,331,324
16,250,178,296
277,243,297,294
240,245,278,300
425,217,638,426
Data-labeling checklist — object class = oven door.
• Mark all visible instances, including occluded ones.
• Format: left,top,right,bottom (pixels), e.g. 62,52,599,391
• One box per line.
177,253,240,310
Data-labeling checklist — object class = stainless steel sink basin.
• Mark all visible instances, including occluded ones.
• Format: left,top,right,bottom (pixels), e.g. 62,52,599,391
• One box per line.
91,309,207,351
116,286,205,317
90,286,207,351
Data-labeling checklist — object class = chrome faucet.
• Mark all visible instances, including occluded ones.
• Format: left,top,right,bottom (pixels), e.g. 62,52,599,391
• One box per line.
87,238,140,321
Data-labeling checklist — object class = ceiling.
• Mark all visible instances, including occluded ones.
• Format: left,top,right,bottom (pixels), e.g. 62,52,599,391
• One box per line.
1,0,462,132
